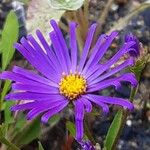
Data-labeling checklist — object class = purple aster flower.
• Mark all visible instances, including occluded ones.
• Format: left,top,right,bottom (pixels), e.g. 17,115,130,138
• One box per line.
124,33,140,57
0,20,137,142
79,140,95,150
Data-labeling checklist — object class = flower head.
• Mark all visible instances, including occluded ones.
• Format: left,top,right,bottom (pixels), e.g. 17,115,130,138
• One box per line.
125,33,140,57
79,140,95,150
1,20,137,142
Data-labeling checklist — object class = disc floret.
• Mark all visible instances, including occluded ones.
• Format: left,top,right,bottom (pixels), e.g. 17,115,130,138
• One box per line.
59,73,87,100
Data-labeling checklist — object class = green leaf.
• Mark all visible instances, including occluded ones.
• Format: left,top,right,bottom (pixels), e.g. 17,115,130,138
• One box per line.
104,110,123,150
130,58,148,81
15,113,26,132
4,101,15,124
48,114,60,127
66,121,88,139
49,0,84,10
38,141,45,150
0,40,2,54
0,124,20,150
13,118,41,147
66,121,76,137
0,80,11,110
1,10,19,70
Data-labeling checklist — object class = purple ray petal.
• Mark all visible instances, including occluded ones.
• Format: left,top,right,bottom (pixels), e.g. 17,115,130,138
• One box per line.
86,94,134,110
83,95,109,114
12,83,59,94
36,29,63,74
0,70,58,88
125,33,140,57
11,99,64,111
82,33,110,74
41,100,68,122
35,29,50,53
50,20,71,70
83,64,101,79
88,58,134,84
79,140,95,150
0,71,36,84
26,99,68,120
80,97,92,113
69,22,78,73
26,34,61,76
20,37,58,74
84,31,118,72
5,92,64,101
74,100,84,141
78,23,97,72
50,31,68,73
12,66,58,87
14,43,60,82
86,41,136,82
0,71,51,87
88,73,137,92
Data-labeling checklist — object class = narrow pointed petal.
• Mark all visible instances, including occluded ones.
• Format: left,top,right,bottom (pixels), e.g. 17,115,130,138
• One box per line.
78,23,97,72
50,20,71,70
82,32,117,75
20,37,58,74
85,31,118,72
5,92,64,101
83,95,109,114
14,43,59,82
83,64,101,79
12,66,58,87
86,94,134,110
69,22,78,72
50,31,68,73
88,73,137,92
12,83,59,94
88,58,134,84
86,41,136,82
41,100,68,123
74,100,84,141
81,97,92,113
11,99,63,111
26,99,68,120
36,30,62,74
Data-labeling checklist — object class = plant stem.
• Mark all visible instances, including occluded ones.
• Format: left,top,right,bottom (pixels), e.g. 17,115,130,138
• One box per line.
84,119,96,145
111,72,141,149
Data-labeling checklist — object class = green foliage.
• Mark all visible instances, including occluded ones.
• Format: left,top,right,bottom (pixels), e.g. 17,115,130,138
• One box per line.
66,121,88,140
0,80,11,110
13,118,41,147
48,114,60,127
38,141,45,150
1,81,11,102
0,124,20,150
17,0,30,5
0,10,19,70
4,101,15,124
104,110,123,150
66,121,76,137
14,113,27,132
49,0,84,10
130,58,149,81
0,10,18,112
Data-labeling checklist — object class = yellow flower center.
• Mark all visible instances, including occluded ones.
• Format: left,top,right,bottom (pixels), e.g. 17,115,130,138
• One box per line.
59,73,87,100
